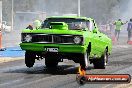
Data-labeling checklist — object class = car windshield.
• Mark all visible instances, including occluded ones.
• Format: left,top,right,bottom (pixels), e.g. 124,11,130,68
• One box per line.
41,18,89,30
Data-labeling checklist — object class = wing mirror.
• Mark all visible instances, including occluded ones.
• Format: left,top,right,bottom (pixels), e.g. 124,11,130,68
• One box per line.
93,29,98,33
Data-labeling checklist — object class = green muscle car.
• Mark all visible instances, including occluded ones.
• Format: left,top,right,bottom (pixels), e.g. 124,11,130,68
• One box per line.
20,16,112,70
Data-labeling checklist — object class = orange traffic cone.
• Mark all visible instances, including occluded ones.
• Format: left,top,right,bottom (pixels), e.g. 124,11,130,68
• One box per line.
0,32,6,51
112,35,117,44
127,41,132,45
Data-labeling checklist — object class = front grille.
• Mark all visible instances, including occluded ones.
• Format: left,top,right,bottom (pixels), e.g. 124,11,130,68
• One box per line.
53,35,74,44
22,33,83,44
32,34,52,43
32,34,74,44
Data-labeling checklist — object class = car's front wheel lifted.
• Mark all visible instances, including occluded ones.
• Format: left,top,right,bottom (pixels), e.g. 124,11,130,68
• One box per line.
80,52,89,70
45,53,59,68
25,51,36,68
93,49,108,69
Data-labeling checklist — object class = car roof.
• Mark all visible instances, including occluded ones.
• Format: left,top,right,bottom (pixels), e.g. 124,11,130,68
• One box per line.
47,16,93,21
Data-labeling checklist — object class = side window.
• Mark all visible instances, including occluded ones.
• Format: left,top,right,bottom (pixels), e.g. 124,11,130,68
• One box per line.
89,21,95,31
86,21,90,30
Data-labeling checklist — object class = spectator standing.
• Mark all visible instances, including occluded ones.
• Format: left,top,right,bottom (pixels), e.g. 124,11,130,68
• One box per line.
113,19,127,41
127,18,132,42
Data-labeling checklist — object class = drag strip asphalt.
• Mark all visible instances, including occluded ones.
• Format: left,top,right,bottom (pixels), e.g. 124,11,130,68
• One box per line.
0,40,132,88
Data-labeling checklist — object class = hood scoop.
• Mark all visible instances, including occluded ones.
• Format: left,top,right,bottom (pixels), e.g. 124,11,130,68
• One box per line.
50,22,68,30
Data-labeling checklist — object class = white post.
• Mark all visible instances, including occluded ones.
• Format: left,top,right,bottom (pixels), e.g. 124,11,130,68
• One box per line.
11,0,14,30
78,0,80,16
0,1,2,24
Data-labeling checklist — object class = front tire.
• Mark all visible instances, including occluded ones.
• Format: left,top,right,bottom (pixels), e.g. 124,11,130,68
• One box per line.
93,49,108,69
80,52,89,70
25,51,36,68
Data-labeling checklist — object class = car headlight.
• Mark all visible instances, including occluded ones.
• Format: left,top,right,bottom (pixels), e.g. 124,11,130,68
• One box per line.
24,35,32,42
73,36,81,44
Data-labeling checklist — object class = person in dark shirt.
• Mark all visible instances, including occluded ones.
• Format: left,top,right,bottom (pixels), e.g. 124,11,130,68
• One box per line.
26,24,33,30
127,19,132,42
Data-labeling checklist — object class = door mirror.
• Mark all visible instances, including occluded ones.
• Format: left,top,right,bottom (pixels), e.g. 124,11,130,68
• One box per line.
93,29,98,33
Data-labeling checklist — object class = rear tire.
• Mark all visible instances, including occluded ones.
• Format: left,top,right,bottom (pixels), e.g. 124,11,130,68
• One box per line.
25,51,36,68
45,54,59,68
93,49,108,69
